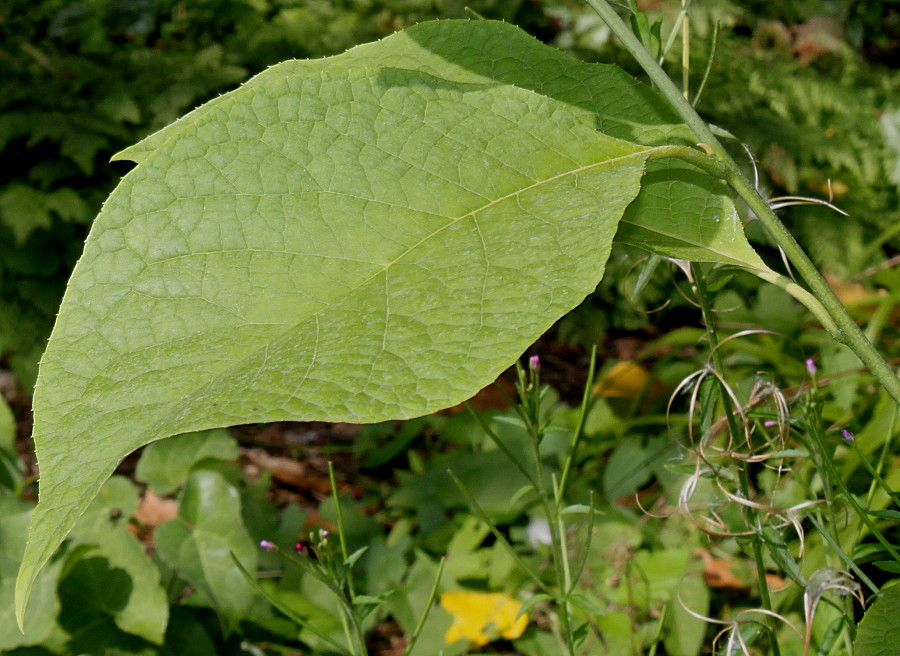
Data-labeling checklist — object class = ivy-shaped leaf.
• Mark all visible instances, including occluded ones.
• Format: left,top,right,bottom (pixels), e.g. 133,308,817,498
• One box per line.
18,58,657,613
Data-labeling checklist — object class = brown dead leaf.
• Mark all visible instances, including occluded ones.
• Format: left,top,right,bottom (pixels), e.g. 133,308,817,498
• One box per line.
695,549,787,592
243,447,333,494
135,489,179,529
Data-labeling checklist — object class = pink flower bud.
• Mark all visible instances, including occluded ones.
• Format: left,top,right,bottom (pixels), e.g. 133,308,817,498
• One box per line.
806,359,817,376
259,540,276,551
529,355,540,371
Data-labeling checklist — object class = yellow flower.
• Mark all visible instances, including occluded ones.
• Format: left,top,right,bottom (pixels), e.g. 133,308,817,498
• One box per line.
440,591,528,646
593,360,651,398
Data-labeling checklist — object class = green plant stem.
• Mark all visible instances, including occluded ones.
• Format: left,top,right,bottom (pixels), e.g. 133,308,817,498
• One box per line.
328,462,357,600
403,558,445,656
557,346,598,499
529,423,576,654
587,0,900,407
806,515,879,596
805,417,900,564
854,404,899,548
692,264,782,656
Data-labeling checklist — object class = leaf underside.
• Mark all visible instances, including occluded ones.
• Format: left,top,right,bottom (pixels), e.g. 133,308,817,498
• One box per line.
18,19,768,617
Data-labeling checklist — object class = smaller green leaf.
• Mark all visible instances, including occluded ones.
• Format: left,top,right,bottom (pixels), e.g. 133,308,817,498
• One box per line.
603,439,651,500
664,571,710,656
854,584,900,656
869,509,900,521
70,477,168,644
0,396,14,452
568,593,604,615
572,621,591,646
760,526,805,586
559,504,601,515
515,593,552,622
155,471,257,633
352,594,384,606
766,449,810,459
135,429,238,495
0,501,61,651
872,561,900,574
344,546,369,569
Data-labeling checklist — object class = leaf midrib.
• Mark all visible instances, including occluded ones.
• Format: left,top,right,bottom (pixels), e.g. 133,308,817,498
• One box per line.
139,146,653,434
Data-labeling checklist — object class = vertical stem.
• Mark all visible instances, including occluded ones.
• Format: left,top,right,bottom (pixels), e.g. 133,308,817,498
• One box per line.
531,422,576,654
692,264,782,656
585,0,900,406
681,0,689,99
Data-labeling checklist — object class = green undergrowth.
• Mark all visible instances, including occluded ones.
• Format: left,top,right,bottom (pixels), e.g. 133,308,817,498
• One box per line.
2,259,898,654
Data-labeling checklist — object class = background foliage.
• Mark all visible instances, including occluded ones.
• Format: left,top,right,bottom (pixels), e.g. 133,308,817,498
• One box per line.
1,1,898,655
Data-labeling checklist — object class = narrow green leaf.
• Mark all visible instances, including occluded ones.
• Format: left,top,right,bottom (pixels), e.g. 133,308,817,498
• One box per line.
869,509,900,521
0,396,14,452
344,546,369,569
351,594,384,606
19,58,652,614
559,504,599,515
515,593,552,622
872,561,900,574
568,593,604,615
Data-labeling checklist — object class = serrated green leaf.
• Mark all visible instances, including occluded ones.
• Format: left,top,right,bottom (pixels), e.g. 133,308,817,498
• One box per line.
19,53,654,614
135,429,238,495
154,470,257,633
854,584,900,656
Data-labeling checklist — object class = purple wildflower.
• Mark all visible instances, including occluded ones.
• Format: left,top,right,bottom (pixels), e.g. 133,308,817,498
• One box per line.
259,540,276,551
841,429,855,442
763,420,777,428
529,355,540,371
806,358,817,376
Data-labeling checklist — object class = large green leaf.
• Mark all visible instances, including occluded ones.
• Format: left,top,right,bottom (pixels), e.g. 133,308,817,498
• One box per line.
18,56,655,615
117,19,766,271
854,584,900,656
154,471,257,633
